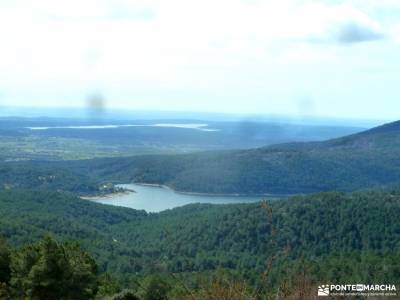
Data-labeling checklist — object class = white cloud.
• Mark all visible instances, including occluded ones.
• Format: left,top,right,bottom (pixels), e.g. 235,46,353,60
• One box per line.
284,3,384,43
0,0,398,119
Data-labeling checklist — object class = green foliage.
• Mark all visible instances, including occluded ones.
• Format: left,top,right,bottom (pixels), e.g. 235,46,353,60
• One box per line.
0,162,102,195
1,118,400,298
190,277,255,300
0,282,10,299
143,275,171,300
97,273,123,298
0,237,10,284
10,236,98,300
0,188,399,292
104,289,139,300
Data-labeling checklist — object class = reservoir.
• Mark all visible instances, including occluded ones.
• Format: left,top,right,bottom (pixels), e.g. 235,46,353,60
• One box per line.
89,183,264,212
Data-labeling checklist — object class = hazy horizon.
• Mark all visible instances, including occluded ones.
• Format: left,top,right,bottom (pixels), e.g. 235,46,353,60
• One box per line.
0,105,389,127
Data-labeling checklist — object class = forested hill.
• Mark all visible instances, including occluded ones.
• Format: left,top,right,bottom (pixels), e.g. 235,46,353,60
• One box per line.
0,163,109,195
1,189,399,286
60,119,400,195
323,120,400,149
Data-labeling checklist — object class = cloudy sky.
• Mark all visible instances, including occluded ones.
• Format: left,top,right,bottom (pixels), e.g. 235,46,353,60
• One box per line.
0,0,399,120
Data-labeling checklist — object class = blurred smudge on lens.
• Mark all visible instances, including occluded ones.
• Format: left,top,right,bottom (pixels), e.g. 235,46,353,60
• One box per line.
86,92,106,120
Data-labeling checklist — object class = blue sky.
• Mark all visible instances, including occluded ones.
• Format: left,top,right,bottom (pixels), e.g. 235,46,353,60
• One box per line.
0,0,399,120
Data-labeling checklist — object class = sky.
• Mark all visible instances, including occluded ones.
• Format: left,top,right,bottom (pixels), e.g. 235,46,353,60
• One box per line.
0,0,399,120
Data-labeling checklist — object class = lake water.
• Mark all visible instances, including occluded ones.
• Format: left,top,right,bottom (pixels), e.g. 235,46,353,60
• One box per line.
90,183,263,212
27,123,218,132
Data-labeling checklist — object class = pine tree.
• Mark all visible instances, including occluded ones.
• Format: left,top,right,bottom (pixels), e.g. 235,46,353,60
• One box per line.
10,236,98,299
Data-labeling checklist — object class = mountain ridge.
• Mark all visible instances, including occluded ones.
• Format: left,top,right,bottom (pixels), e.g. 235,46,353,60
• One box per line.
3,120,400,196
50,119,400,195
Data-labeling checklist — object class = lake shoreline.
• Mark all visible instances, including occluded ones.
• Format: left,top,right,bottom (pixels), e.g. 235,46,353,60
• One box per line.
83,183,279,213
81,182,290,203
126,182,288,198
81,188,135,200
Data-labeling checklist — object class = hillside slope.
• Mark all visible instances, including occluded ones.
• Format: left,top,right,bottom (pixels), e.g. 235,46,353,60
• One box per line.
62,120,400,194
0,162,111,195
1,189,400,280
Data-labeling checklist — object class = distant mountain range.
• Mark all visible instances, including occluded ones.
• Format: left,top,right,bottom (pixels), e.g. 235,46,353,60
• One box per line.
0,107,385,127
62,120,400,195
0,116,365,162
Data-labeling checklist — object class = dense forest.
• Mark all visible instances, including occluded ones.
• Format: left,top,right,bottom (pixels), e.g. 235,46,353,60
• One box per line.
0,188,399,298
47,120,400,195
1,120,400,298
0,163,112,195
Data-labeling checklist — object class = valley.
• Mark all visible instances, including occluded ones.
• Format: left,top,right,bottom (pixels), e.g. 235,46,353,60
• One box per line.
1,117,400,299
1,1,399,297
